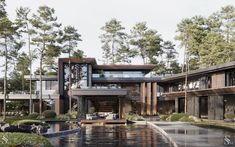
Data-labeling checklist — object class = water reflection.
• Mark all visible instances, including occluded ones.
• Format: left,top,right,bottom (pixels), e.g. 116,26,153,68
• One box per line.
47,123,78,133
157,124,235,147
49,125,173,147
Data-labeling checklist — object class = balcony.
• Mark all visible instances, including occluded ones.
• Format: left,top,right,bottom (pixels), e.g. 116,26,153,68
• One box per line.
92,77,161,83
0,93,59,100
163,86,235,98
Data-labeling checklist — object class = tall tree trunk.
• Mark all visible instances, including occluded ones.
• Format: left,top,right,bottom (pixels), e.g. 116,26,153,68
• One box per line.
39,50,43,114
28,24,32,114
184,46,189,114
111,40,114,64
22,73,25,91
3,38,7,121
68,44,72,113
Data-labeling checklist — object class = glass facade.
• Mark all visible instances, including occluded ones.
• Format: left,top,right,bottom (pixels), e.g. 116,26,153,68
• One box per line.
169,76,211,92
63,63,88,91
226,70,235,86
92,71,144,78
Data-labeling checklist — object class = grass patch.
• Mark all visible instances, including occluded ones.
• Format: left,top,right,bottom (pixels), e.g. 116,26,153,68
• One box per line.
179,116,194,122
0,132,52,146
167,113,189,121
225,113,235,119
160,115,169,121
126,114,145,121
12,119,45,126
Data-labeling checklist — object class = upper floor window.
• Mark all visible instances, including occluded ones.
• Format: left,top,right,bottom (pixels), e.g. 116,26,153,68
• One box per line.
226,70,235,86
92,71,144,78
45,81,58,90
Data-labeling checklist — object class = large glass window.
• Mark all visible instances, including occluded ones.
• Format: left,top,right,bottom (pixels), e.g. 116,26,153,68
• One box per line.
63,63,88,90
45,81,58,90
92,71,144,78
226,70,235,86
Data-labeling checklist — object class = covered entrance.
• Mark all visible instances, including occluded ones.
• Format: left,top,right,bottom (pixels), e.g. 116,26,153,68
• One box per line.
71,88,127,120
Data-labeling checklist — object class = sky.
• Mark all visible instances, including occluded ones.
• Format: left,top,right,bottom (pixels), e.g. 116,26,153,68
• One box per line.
4,0,235,66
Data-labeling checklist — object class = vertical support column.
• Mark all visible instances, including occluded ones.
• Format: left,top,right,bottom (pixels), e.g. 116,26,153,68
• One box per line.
208,95,224,120
77,96,83,120
194,97,199,117
215,95,224,120
88,65,92,87
208,96,215,120
119,98,123,119
146,82,151,115
187,96,195,115
54,98,61,115
175,98,179,113
152,82,157,115
140,82,146,115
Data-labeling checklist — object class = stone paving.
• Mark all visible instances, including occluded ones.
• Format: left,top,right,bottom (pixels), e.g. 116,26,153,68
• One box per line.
154,122,235,147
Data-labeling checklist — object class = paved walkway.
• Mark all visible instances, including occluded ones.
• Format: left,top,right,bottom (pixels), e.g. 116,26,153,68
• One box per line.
153,122,235,147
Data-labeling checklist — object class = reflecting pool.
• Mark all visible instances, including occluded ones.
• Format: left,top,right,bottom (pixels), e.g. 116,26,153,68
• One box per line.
157,123,235,147
49,125,173,147
47,122,78,133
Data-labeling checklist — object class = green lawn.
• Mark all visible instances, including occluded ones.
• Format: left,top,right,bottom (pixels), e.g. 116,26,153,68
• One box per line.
0,132,52,146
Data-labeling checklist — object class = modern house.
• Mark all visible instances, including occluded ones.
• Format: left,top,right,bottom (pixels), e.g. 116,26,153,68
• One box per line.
158,61,235,120
1,57,234,120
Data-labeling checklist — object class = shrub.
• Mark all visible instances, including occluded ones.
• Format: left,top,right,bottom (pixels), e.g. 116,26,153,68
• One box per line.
45,71,57,76
168,113,189,121
66,111,77,119
88,107,95,114
0,132,53,146
12,119,45,126
57,114,70,120
225,113,235,119
42,110,57,119
28,112,39,119
160,115,169,121
126,114,145,121
179,116,194,122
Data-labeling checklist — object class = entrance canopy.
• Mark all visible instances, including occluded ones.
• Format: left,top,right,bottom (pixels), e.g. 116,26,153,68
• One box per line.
71,88,127,96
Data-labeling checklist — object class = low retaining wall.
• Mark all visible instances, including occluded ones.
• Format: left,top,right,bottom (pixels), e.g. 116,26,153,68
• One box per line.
42,127,81,138
147,122,178,147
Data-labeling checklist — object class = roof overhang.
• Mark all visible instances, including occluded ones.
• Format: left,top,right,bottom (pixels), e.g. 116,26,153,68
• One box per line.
59,58,97,65
24,75,57,81
71,88,127,96
92,64,156,72
161,61,235,83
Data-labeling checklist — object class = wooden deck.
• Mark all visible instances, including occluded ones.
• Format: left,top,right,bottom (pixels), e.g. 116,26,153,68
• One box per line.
80,119,127,125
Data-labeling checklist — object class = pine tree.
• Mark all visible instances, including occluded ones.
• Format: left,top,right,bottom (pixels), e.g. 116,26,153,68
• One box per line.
130,22,162,64
100,18,135,64
0,0,22,120
31,5,61,114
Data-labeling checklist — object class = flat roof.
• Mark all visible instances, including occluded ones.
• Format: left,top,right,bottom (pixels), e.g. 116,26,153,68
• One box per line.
59,58,97,65
93,64,156,71
24,75,57,81
161,61,235,82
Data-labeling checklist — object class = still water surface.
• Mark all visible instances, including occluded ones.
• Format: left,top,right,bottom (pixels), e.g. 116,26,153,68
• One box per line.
49,125,173,147
157,124,235,147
